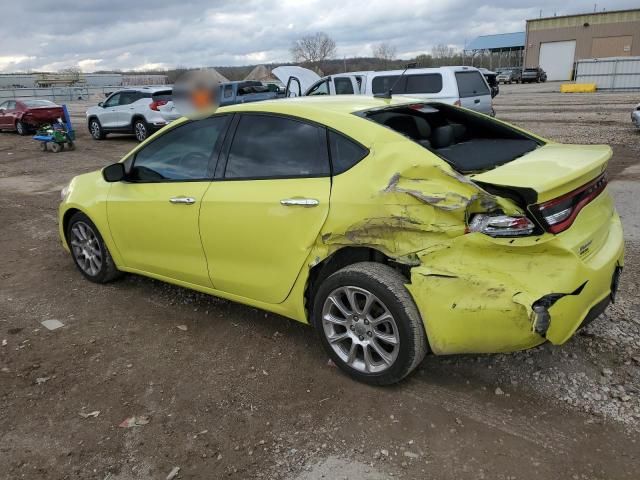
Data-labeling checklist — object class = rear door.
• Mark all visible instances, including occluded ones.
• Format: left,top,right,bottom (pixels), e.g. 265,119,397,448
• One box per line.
115,90,140,127
455,70,492,114
199,113,331,304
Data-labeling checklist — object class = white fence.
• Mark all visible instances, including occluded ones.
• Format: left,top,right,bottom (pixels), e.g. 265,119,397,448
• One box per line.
575,57,640,90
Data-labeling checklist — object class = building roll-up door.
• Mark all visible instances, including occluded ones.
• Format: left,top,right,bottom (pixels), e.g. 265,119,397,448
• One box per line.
539,40,577,81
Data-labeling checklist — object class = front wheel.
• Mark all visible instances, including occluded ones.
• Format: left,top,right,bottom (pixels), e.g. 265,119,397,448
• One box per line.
313,262,428,385
16,120,27,135
66,212,122,283
89,119,105,140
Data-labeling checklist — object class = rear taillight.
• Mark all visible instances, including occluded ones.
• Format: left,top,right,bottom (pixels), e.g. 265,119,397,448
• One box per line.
150,100,168,111
534,173,607,234
468,214,535,237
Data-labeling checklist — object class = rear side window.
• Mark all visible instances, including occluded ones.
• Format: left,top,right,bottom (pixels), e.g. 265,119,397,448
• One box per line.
131,116,229,181
334,77,354,95
152,90,172,102
224,84,233,98
329,131,368,174
371,74,442,94
455,71,490,98
225,114,329,179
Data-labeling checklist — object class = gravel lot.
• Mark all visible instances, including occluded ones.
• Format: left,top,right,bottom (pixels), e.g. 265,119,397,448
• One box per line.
1,83,639,479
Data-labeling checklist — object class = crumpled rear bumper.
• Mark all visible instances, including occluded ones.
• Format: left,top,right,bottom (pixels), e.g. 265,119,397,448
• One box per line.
406,213,624,355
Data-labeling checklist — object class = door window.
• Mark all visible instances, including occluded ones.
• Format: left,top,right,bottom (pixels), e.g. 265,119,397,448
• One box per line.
307,80,330,96
334,77,354,95
224,114,329,179
118,91,139,105
455,71,490,98
103,93,121,108
223,84,233,98
404,74,443,94
130,116,230,182
0,101,7,110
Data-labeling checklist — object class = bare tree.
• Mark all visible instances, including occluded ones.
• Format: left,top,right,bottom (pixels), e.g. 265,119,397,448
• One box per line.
60,66,82,84
373,43,396,61
290,32,337,65
431,44,456,59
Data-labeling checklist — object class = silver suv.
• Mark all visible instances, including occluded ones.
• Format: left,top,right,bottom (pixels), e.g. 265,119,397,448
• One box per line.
86,87,172,142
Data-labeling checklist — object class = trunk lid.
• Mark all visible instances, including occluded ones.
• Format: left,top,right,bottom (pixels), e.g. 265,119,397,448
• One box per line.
26,106,64,122
469,143,610,204
471,143,614,262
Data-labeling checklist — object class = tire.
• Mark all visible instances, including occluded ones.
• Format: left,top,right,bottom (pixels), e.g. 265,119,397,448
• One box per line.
39,142,47,152
312,262,428,386
133,118,149,142
50,142,63,153
66,211,122,284
89,118,105,140
16,120,27,135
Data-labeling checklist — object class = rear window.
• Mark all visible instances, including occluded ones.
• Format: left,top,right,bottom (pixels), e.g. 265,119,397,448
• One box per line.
22,99,56,107
328,131,368,174
455,71,490,98
371,74,442,95
152,90,172,102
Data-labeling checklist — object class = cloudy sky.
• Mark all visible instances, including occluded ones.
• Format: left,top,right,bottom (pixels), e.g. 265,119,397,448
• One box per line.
1,0,637,73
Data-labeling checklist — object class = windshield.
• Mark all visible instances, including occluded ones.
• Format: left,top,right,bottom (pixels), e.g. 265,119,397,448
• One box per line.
22,99,56,107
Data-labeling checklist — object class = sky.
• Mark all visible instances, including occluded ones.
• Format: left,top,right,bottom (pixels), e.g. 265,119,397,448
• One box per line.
1,0,638,73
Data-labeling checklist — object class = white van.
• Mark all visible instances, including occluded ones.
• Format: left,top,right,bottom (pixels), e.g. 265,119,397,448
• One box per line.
272,66,495,116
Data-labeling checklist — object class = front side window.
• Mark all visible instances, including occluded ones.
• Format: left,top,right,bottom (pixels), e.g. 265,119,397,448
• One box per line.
455,71,490,97
130,116,229,182
224,114,329,179
307,80,330,96
104,93,120,108
224,84,233,98
334,77,354,95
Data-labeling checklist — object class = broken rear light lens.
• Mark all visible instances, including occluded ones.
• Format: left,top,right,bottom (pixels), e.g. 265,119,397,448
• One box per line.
468,214,535,237
534,173,607,234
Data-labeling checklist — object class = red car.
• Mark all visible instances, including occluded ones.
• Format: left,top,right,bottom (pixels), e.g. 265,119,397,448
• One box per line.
0,99,65,135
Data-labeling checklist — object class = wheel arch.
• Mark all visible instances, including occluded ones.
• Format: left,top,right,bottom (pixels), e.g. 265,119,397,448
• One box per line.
304,246,411,323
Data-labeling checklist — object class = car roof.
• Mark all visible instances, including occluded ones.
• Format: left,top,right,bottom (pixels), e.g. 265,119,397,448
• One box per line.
126,86,172,93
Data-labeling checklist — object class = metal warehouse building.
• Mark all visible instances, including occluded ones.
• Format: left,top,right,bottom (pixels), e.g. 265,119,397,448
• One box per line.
524,8,640,81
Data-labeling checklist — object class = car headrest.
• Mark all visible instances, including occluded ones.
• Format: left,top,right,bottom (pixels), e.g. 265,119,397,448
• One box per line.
414,117,432,139
431,125,454,149
449,123,467,142
384,115,421,140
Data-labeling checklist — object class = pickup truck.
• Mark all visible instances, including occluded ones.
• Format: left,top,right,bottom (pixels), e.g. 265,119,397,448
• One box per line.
159,81,279,122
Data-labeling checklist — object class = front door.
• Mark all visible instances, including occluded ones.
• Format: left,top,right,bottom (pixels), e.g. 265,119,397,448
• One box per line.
107,116,230,287
199,113,331,304
455,70,493,115
100,93,122,128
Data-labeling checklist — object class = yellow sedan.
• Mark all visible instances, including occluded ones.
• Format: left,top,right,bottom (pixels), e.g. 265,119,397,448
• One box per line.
59,96,623,385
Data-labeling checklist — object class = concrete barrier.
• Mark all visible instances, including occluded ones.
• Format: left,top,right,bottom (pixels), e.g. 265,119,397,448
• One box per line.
560,83,597,93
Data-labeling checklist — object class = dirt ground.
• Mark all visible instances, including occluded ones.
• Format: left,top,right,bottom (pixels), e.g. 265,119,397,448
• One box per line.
1,84,639,480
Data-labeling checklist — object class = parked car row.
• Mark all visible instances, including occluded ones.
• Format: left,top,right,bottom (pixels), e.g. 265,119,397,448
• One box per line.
495,67,547,84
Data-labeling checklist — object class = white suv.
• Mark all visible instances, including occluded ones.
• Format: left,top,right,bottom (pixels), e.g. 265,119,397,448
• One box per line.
86,87,172,142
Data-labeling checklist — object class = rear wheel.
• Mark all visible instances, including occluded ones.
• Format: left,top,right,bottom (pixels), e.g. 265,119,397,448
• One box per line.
66,212,122,283
313,262,428,385
16,120,27,135
50,143,62,153
89,118,105,140
133,119,149,142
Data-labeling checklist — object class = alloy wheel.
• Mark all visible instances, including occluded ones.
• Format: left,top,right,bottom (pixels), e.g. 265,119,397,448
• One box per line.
70,221,103,277
90,121,101,139
135,122,147,141
322,286,400,373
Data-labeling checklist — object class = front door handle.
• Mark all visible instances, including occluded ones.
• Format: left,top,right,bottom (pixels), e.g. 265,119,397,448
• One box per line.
169,196,196,205
280,198,319,207
474,98,480,104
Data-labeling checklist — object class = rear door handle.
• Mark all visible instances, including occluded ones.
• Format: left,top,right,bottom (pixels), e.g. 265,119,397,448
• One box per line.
169,196,196,205
280,198,319,207
474,99,480,104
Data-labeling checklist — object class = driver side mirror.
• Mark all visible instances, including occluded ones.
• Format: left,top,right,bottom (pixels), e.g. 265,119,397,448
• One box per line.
98,102,104,107
103,163,126,182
